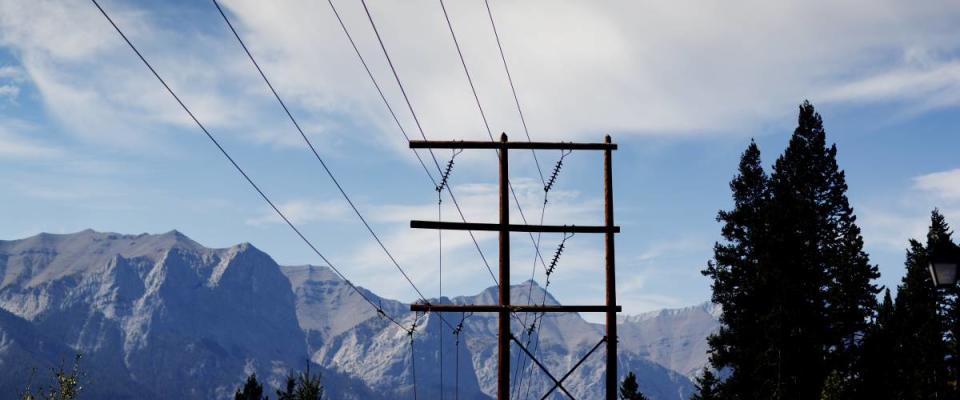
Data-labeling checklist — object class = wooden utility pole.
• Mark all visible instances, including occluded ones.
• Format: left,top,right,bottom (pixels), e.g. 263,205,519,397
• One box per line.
604,134,617,400
498,133,511,399
409,134,620,399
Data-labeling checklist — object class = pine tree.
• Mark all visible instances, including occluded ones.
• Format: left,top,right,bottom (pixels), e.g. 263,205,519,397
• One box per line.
856,289,898,398
235,373,267,400
704,101,879,399
702,140,771,398
888,210,950,398
763,100,878,397
619,372,649,400
931,210,960,396
690,367,720,400
276,365,323,400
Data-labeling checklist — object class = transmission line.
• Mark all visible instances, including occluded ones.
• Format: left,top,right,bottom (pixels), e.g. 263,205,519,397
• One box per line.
327,0,498,287
483,0,544,185
325,0,538,344
89,0,416,335
435,4,560,397
211,0,442,310
432,0,550,275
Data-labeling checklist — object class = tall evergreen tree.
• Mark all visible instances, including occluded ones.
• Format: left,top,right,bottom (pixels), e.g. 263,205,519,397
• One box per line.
235,373,267,400
885,211,950,398
702,140,771,398
856,289,899,398
704,101,879,399
929,210,960,396
690,367,720,400
618,372,649,400
765,101,879,397
276,365,323,400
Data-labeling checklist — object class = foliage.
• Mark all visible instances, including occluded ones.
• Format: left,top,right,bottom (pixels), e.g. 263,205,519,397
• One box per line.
702,101,880,399
234,365,323,400
19,354,84,400
275,364,323,400
235,373,267,400
619,372,649,400
690,367,720,400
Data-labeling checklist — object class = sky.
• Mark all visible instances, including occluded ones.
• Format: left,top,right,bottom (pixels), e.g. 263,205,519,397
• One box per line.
1,0,960,321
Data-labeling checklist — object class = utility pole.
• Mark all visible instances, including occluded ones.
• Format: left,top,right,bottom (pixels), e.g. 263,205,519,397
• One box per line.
409,134,620,399
604,134,617,400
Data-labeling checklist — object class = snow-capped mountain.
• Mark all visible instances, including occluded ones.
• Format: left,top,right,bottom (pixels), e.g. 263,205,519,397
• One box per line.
0,230,719,399
619,302,722,380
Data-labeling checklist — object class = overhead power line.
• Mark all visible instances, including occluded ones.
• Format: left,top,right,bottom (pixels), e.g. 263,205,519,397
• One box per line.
483,0,544,185
328,0,498,286
360,0,550,275
475,2,562,396
90,0,411,333
211,0,431,307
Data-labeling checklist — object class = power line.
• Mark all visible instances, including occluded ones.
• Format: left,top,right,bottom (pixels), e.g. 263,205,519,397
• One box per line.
323,0,438,187
89,0,413,334
483,0,544,185
353,1,540,338
328,0,498,286
479,3,574,396
211,0,464,336
211,0,434,307
435,4,557,397
327,0,533,335
434,0,550,274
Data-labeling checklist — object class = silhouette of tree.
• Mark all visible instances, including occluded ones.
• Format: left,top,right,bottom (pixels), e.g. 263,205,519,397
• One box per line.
690,367,720,400
619,372,648,400
235,373,267,400
276,364,323,400
703,101,879,398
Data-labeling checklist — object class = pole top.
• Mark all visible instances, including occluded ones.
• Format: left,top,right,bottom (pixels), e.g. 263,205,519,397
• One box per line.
500,132,508,142
604,134,611,143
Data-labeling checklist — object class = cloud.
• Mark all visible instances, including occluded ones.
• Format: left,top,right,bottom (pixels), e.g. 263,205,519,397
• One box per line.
216,0,960,142
0,0,332,151
0,65,22,79
246,199,350,226
914,169,960,201
0,0,958,156
0,84,17,98
859,168,960,253
343,179,603,300
0,120,62,160
0,65,22,102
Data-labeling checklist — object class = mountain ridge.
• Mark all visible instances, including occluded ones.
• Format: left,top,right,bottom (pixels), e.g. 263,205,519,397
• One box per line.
0,230,718,399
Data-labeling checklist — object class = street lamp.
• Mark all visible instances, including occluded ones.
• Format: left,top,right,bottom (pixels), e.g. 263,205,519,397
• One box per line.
929,240,960,288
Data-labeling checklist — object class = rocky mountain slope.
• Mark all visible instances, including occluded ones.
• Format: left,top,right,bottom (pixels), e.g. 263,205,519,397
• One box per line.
0,230,719,399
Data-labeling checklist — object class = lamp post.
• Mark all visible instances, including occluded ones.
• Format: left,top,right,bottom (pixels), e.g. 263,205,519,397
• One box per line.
929,240,960,288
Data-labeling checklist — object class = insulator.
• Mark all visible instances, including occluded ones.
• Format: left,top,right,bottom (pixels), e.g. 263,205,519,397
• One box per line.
544,150,571,193
436,149,462,192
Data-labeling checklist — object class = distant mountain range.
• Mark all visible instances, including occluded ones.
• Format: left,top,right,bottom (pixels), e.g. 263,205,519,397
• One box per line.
0,230,719,399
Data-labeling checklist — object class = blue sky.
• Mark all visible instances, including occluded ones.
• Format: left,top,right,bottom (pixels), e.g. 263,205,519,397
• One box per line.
1,0,959,319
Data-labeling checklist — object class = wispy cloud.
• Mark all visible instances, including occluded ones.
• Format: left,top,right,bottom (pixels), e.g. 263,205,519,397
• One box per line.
859,169,960,252
0,65,23,102
217,0,960,141
914,168,960,201
0,0,956,157
246,199,350,226
0,121,62,160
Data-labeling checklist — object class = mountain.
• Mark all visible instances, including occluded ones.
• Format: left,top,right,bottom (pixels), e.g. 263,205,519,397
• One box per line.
0,230,718,399
0,230,306,399
619,302,721,379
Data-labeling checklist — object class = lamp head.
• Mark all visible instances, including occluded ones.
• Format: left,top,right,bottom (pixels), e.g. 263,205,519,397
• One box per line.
929,240,960,288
